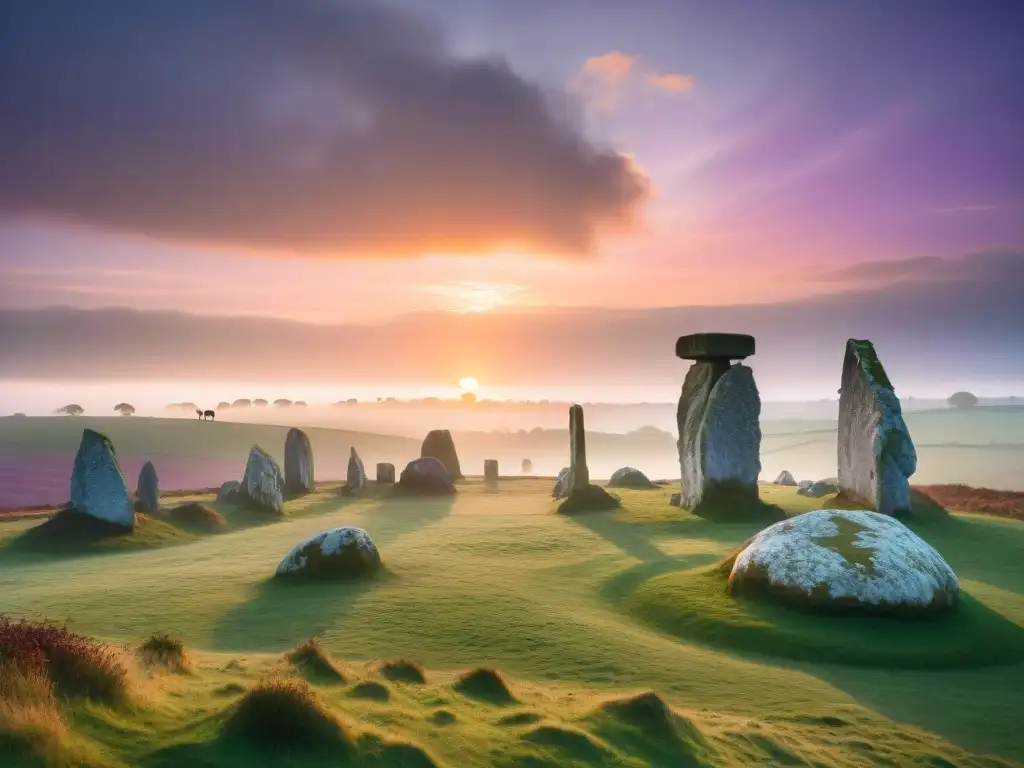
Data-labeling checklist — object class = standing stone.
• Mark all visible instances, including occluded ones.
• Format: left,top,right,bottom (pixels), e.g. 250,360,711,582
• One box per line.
240,445,285,514
774,470,797,486
376,462,396,483
284,428,315,496
837,339,917,516
484,460,499,482
521,458,533,474
552,466,572,498
421,429,463,480
568,404,589,491
217,480,240,502
136,461,159,515
70,429,135,528
345,447,367,495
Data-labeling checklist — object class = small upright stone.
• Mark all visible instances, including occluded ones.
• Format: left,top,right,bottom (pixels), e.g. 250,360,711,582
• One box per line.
421,429,463,480
284,428,315,496
484,459,499,482
774,470,797,486
569,404,589,491
345,447,367,496
240,445,285,514
136,460,159,514
838,339,917,516
217,480,240,502
376,462,396,483
70,429,134,528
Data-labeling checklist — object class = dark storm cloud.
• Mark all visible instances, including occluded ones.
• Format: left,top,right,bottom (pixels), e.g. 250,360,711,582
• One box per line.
0,1,648,256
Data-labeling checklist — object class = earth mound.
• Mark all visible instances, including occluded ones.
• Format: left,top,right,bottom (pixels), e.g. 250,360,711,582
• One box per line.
557,485,621,515
377,659,426,684
275,526,382,580
589,691,712,766
225,678,354,752
452,668,516,705
347,680,390,701
16,508,188,553
689,480,787,524
287,638,345,683
165,502,227,534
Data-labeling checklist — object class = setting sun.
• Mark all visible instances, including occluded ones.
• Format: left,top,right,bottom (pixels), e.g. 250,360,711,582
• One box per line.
459,377,480,393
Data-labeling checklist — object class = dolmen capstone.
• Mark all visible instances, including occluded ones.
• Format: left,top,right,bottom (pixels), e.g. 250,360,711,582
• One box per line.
275,526,381,579
399,457,455,495
774,470,797,486
240,445,285,514
608,467,655,489
675,333,761,509
727,509,958,616
376,462,396,483
837,339,917,516
421,429,463,480
484,460,499,482
284,427,315,497
136,460,159,514
343,447,366,496
70,429,135,528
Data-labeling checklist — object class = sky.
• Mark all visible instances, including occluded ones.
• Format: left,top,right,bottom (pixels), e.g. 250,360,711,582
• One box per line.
1,1,1023,398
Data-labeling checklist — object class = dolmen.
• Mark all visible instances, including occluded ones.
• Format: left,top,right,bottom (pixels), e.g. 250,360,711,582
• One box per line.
398,457,455,495
284,427,315,497
70,429,135,529
240,445,285,514
275,526,381,580
421,429,463,480
837,339,917,516
675,333,761,510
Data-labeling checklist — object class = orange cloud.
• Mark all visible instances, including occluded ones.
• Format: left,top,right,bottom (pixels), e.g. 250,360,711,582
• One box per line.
581,50,635,82
644,72,695,94
574,51,694,111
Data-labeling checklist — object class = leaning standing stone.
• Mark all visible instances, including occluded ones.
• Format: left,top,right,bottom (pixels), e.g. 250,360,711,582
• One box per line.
421,429,463,480
484,460,499,482
136,461,159,514
837,339,917,516
376,463,396,483
345,447,367,496
70,429,135,528
284,428,315,496
240,445,285,514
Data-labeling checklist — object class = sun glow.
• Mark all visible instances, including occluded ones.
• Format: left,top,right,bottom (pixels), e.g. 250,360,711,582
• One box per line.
459,377,480,393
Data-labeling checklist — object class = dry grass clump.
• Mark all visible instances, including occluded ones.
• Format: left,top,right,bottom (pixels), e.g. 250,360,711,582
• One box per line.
225,678,354,752
287,638,345,683
914,484,1023,521
138,634,190,673
0,661,75,765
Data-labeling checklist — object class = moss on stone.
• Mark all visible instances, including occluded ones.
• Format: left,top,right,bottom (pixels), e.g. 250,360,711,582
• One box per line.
848,339,894,391
810,515,879,576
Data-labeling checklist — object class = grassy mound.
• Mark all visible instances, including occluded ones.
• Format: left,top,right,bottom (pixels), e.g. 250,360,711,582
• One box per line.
427,709,456,726
452,668,516,705
690,481,787,524
377,659,426,684
347,680,390,701
15,508,192,554
626,564,1024,669
138,634,190,673
356,733,440,767
587,691,712,767
287,638,346,683
165,503,227,534
557,485,621,515
225,678,354,752
520,723,619,763
497,711,544,727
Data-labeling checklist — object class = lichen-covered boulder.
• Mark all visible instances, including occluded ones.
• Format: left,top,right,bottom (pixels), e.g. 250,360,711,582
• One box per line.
677,364,761,508
420,429,463,480
376,462,395,483
552,466,572,498
240,445,285,514
728,509,959,616
344,447,366,495
217,480,240,502
838,339,917,516
774,470,797,486
136,461,159,514
608,467,655,489
70,429,134,528
398,457,454,495
275,526,381,579
284,428,315,496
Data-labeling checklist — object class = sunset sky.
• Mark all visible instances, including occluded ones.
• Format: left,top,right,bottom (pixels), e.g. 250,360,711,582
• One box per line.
1,1,1023,398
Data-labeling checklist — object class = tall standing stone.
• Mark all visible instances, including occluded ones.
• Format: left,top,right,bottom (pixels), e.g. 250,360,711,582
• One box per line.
284,428,315,496
837,339,917,516
675,333,761,509
568,404,589,491
346,447,367,495
421,429,463,480
136,460,159,515
70,429,135,528
241,445,285,514
484,460,499,482
376,462,395,483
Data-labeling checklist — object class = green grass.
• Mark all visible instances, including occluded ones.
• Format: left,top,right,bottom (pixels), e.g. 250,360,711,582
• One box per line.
0,480,1022,766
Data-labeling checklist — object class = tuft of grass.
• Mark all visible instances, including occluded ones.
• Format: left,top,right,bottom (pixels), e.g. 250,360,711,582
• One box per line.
0,615,131,704
225,678,354,752
377,659,426,684
0,661,78,767
557,484,621,515
15,508,192,554
347,680,390,702
452,668,516,705
165,503,227,534
287,638,346,683
138,634,190,673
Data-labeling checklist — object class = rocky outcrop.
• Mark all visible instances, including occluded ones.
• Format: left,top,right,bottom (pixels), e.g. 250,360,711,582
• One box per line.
70,429,134,528
608,467,655,489
677,364,761,508
376,462,395,483
240,445,285,514
398,457,455,495
838,339,917,516
275,526,382,579
136,461,159,514
774,470,797,486
727,509,959,616
797,479,838,498
421,430,463,480
284,428,315,496
552,466,572,498
345,447,366,496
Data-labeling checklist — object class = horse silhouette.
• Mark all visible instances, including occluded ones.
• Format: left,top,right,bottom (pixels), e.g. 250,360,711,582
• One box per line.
196,409,216,421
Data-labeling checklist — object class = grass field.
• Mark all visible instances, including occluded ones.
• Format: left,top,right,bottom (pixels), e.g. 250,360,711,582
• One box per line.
1,478,1022,767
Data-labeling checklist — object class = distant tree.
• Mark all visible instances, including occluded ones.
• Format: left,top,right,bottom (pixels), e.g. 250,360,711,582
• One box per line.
521,458,533,473
231,399,251,408
55,404,84,416
113,402,136,416
253,399,268,407
294,400,307,407
947,391,979,409
273,399,293,408
460,391,477,405
217,401,231,410
347,398,358,405
165,402,198,412
530,426,544,436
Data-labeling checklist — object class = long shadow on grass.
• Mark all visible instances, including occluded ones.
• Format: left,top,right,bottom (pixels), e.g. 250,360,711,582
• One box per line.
208,494,454,652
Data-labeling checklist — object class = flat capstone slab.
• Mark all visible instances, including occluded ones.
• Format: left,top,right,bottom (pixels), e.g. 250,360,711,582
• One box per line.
676,333,755,361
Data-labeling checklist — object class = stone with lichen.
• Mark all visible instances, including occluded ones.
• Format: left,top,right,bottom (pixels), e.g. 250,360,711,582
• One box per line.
275,526,381,579
240,445,285,514
70,429,135,528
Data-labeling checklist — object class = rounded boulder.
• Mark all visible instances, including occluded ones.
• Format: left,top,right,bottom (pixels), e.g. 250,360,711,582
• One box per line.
398,457,454,495
607,467,655,489
275,526,382,579
728,509,959,616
